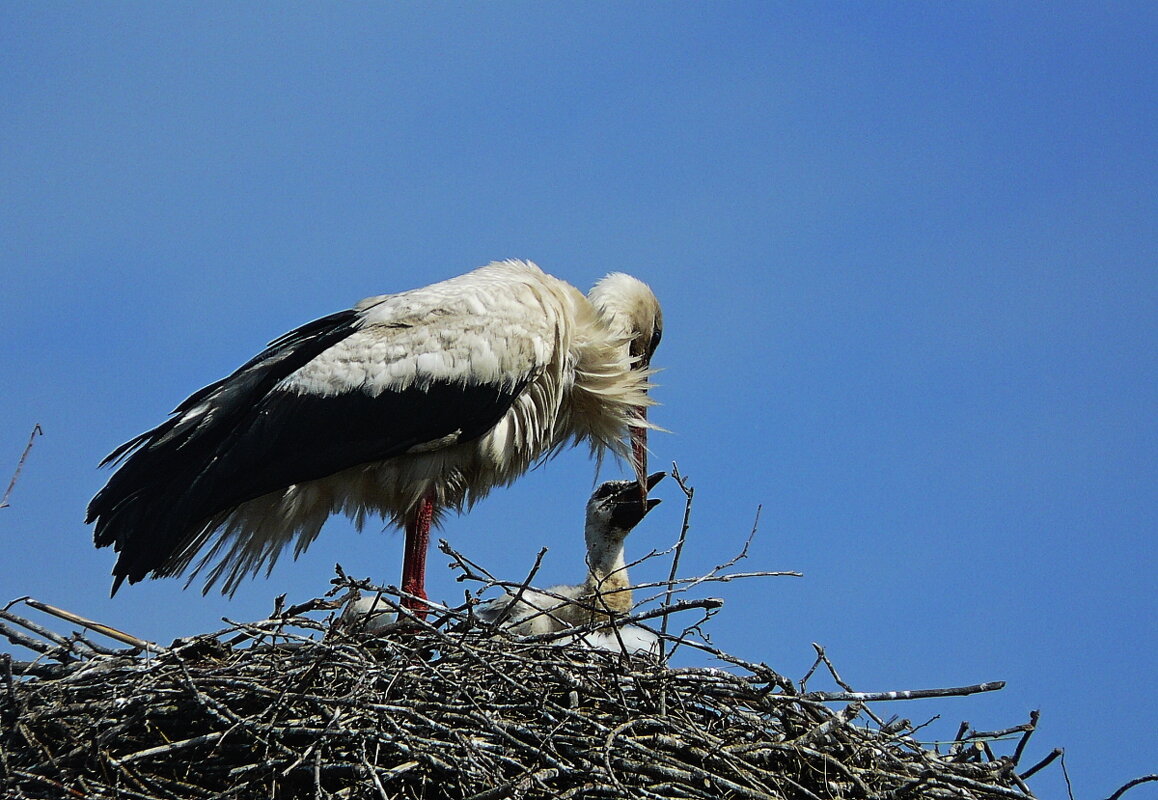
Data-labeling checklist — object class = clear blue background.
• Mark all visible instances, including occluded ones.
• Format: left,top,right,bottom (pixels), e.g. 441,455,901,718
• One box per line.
3,5,1154,797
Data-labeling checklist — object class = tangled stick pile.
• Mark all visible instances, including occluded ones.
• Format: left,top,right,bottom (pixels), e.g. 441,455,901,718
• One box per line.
2,562,1059,800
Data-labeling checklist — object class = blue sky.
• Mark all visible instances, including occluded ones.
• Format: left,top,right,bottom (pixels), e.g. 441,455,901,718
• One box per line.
2,4,1154,796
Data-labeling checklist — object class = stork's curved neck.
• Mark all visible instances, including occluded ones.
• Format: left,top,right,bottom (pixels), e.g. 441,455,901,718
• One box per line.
582,521,631,614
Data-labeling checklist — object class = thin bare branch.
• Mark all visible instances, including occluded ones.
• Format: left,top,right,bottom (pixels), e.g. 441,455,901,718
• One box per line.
0,423,43,509
1106,775,1158,800
20,598,161,652
803,681,1007,703
1019,748,1064,780
660,462,695,648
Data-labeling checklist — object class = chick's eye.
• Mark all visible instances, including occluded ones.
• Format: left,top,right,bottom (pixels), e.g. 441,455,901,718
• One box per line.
592,483,620,500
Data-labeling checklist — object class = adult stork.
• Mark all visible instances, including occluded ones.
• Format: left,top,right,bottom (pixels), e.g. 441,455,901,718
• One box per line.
88,260,662,614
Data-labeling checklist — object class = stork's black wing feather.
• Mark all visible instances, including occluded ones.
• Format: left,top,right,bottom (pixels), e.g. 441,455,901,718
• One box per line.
96,309,361,468
168,379,525,528
89,309,527,593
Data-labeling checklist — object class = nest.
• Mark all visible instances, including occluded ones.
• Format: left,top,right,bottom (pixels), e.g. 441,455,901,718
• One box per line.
1,554,1060,800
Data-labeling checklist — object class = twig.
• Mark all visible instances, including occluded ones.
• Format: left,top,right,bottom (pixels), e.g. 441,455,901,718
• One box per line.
0,423,43,509
19,598,161,652
0,608,77,650
1106,775,1158,800
479,546,552,629
660,463,695,648
803,682,1006,703
0,619,57,657
1019,747,1063,780
112,731,228,765
1010,709,1040,765
1062,749,1077,800
807,642,889,729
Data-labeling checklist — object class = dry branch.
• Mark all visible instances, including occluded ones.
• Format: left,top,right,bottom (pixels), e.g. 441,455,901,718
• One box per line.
0,424,42,510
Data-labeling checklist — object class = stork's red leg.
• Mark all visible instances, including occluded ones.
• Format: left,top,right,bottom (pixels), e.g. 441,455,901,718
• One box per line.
400,494,434,618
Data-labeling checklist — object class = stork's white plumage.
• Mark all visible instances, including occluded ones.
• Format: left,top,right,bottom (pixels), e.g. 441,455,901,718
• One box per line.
473,472,664,654
89,260,662,611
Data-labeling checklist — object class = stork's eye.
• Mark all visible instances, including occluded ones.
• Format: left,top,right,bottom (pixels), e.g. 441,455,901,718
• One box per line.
648,323,662,358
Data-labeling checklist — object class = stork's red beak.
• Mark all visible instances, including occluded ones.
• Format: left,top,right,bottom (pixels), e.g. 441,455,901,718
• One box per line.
630,407,648,499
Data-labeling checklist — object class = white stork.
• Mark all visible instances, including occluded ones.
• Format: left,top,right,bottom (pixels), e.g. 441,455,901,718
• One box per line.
473,472,665,654
88,260,662,614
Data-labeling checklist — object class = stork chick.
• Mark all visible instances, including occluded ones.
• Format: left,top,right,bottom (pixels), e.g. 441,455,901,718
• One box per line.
475,472,664,648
